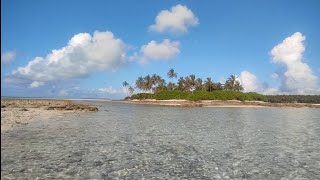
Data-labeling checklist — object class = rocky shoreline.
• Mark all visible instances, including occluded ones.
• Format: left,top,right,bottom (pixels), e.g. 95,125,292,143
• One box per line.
1,98,98,132
1,98,98,111
114,99,320,108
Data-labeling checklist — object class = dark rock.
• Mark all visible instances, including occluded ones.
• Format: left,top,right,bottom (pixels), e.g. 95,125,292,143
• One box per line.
46,107,55,110
94,160,103,166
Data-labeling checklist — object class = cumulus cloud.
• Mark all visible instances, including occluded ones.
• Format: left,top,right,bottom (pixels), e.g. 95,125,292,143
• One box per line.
238,70,278,95
270,32,319,94
139,39,180,64
5,31,127,88
97,86,126,94
238,32,319,95
238,71,260,92
56,86,126,99
58,90,69,97
1,51,16,64
30,81,45,88
149,4,199,33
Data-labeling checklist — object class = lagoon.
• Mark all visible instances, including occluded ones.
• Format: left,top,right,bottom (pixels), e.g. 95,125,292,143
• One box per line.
1,101,320,179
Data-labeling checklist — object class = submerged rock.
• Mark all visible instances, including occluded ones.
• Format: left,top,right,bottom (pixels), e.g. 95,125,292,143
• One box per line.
46,104,98,111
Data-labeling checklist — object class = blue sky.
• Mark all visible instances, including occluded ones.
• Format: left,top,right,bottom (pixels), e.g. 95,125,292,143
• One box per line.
1,0,320,98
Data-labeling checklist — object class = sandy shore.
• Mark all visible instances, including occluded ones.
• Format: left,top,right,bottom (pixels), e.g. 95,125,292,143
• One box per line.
1,107,71,133
114,99,320,108
1,98,98,133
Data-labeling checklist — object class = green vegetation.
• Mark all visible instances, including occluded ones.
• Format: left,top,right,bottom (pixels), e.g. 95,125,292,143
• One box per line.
128,93,156,100
132,69,243,93
123,68,320,103
126,90,267,101
266,95,320,104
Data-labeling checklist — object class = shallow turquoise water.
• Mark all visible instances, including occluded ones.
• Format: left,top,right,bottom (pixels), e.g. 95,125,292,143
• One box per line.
1,102,320,179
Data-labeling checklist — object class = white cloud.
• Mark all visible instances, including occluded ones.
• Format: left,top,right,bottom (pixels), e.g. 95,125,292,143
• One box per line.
238,70,279,95
58,90,68,97
149,4,199,33
5,31,127,88
1,51,16,64
57,86,126,99
139,39,180,64
270,32,319,94
238,71,260,92
263,88,279,95
30,81,44,88
97,86,123,94
238,32,319,95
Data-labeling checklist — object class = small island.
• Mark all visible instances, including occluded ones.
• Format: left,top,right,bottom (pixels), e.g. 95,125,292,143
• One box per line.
120,69,320,108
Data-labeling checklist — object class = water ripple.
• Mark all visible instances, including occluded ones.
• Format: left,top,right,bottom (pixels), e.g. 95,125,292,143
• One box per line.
1,102,320,179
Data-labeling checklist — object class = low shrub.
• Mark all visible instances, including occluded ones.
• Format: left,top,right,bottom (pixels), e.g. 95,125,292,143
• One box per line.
266,95,320,104
154,90,191,100
127,90,269,102
127,91,319,103
127,93,155,100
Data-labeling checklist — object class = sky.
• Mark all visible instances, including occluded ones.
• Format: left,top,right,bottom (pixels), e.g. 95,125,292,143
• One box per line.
1,0,320,99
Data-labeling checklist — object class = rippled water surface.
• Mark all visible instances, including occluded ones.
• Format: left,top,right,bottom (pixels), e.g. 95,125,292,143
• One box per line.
1,102,320,179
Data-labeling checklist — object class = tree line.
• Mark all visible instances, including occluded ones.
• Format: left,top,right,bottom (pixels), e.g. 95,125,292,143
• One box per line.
266,95,320,104
121,68,320,103
123,68,243,95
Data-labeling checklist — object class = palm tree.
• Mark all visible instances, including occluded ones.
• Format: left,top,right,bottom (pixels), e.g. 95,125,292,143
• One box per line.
150,74,166,92
122,81,129,87
157,77,166,87
135,74,167,93
195,78,203,91
189,75,196,82
189,74,196,92
177,77,185,91
144,75,153,91
151,74,158,84
167,68,177,79
224,75,235,90
215,82,223,90
123,81,129,96
128,86,134,94
135,77,144,90
184,76,192,91
167,82,176,90
166,69,177,91
204,77,214,92
234,81,244,91
225,75,241,91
